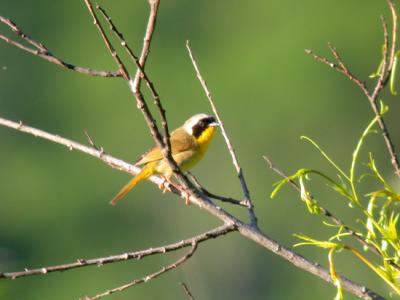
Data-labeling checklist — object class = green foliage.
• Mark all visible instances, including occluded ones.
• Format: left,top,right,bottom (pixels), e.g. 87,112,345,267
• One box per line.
272,109,400,298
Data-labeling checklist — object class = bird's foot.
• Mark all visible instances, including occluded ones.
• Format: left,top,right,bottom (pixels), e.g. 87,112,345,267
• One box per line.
158,177,191,205
158,177,172,193
179,187,191,206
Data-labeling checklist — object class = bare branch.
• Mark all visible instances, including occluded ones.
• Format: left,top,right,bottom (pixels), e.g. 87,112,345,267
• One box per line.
0,224,235,279
85,241,198,300
180,282,196,300
131,0,161,90
305,47,369,96
187,172,247,207
0,15,120,77
83,0,129,80
185,41,258,228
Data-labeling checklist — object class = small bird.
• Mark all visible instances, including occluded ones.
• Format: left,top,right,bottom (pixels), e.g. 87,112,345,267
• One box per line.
110,113,219,205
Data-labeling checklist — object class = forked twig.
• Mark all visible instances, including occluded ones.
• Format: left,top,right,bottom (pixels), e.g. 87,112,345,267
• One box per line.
83,0,129,80
0,15,120,77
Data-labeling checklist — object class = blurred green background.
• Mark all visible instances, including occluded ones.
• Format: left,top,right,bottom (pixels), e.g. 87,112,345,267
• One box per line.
1,1,400,299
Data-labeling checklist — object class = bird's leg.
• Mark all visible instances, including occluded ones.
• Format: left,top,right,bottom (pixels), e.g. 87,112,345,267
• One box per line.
183,189,191,206
176,184,191,206
159,176,192,205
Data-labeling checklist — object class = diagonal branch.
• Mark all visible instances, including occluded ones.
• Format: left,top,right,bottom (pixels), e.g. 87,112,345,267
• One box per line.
0,224,235,279
0,15,121,77
186,41,258,228
180,282,196,300
187,172,247,207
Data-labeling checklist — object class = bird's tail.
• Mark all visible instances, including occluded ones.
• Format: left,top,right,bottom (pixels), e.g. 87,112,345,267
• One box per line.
110,164,153,205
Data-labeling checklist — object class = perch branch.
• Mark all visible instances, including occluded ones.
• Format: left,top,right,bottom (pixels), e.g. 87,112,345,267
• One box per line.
186,41,258,228
0,116,384,300
0,15,120,77
0,224,234,279
0,117,188,200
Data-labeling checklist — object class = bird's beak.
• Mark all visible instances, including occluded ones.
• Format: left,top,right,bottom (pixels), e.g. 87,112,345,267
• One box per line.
209,121,220,127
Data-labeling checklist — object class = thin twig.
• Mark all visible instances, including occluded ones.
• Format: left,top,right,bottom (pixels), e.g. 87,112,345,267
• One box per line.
83,0,129,80
185,41,258,228
0,117,384,299
131,0,160,90
85,242,198,300
187,172,247,207
305,48,369,96
0,15,120,77
0,224,234,279
180,282,196,300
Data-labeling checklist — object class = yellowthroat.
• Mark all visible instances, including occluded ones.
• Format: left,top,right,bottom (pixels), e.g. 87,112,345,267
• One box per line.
111,113,219,205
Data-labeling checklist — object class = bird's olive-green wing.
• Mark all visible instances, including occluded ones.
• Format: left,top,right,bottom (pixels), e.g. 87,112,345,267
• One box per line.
134,128,196,165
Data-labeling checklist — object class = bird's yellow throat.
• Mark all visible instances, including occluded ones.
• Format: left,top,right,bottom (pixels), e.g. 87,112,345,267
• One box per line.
196,126,217,154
